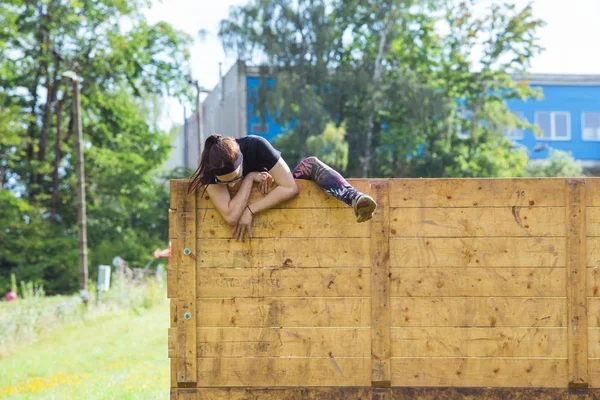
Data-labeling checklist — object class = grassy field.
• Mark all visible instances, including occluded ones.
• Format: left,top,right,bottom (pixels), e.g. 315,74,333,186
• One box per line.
0,298,169,399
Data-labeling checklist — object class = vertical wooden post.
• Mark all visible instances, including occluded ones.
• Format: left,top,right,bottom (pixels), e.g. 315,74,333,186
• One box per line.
175,181,197,387
566,179,588,390
371,180,391,388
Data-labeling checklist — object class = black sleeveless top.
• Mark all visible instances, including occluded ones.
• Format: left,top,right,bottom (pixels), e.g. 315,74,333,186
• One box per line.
236,135,281,176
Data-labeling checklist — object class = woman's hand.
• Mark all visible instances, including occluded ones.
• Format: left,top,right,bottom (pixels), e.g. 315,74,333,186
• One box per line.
232,207,253,242
253,172,274,195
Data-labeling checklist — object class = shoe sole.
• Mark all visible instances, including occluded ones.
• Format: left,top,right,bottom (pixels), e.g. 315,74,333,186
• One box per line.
356,196,377,223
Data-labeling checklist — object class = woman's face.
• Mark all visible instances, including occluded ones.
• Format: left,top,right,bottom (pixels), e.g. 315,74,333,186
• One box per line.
215,165,243,188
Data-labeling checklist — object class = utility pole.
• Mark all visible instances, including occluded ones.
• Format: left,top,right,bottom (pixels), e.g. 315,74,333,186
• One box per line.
62,63,88,306
194,80,204,154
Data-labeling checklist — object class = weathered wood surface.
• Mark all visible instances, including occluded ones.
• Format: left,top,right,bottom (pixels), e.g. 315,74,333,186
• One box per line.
589,207,600,236
168,327,370,358
389,178,567,208
184,387,600,400
390,267,565,297
390,237,565,267
197,298,371,327
390,207,565,237
198,238,371,268
197,357,371,386
199,208,370,238
196,267,369,297
168,177,600,392
370,181,391,386
391,358,568,387
566,180,588,388
391,297,566,327
590,237,600,267
391,327,567,357
175,183,197,385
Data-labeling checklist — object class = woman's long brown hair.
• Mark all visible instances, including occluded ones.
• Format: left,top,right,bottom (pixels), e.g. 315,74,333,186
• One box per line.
188,134,241,194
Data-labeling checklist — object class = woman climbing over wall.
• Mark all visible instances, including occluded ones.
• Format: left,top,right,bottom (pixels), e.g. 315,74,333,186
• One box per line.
187,134,377,242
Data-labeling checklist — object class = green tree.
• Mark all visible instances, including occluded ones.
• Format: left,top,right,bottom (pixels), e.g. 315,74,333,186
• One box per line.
528,149,584,177
0,0,193,294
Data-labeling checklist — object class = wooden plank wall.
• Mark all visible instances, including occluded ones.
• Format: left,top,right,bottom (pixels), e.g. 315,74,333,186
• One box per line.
168,177,600,396
389,179,569,388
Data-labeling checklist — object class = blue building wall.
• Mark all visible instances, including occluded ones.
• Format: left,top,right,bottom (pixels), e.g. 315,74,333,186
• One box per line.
247,75,600,162
506,84,600,160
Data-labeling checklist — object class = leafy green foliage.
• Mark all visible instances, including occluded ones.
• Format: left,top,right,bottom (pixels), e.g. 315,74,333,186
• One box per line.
0,0,193,294
528,149,584,177
220,0,547,179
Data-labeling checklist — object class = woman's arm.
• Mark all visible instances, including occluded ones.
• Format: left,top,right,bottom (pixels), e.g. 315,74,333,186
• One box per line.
246,158,299,214
232,159,299,241
206,172,258,226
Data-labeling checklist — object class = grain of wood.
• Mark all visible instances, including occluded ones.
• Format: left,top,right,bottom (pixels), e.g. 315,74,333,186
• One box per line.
370,180,391,385
199,208,370,238
390,268,566,297
590,238,600,267
192,388,372,400
587,179,600,206
175,186,197,385
585,299,600,327
588,359,600,388
168,327,370,358
390,237,565,268
197,298,370,327
391,297,567,327
198,238,371,268
390,207,565,237
170,299,177,328
566,181,588,387
390,178,567,208
196,267,369,297
391,358,568,387
588,208,600,237
197,357,371,386
167,237,178,299
391,327,567,358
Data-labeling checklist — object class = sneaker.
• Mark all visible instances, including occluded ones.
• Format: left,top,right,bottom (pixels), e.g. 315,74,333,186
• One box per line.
352,194,377,223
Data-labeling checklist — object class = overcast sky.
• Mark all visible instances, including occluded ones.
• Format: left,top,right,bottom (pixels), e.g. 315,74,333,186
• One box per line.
143,0,600,130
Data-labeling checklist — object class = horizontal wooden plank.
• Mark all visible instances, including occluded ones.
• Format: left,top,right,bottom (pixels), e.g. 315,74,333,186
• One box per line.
390,178,567,208
193,388,374,400
588,179,600,207
391,297,566,327
198,179,371,209
390,237,566,268
199,208,370,238
390,207,565,237
589,328,600,358
591,238,600,268
391,358,568,387
197,268,369,297
198,238,371,268
586,299,600,327
589,207,600,237
390,268,566,297
197,357,371,386
168,327,370,358
198,298,371,327
391,327,567,358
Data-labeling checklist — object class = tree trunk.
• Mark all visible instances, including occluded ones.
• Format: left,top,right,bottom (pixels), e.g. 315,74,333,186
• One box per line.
26,68,42,163
361,26,388,178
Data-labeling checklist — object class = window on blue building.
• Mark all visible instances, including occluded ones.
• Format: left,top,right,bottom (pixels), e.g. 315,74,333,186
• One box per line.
535,112,571,140
582,113,600,141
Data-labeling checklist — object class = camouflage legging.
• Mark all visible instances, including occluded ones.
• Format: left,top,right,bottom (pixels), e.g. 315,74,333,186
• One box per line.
292,156,360,207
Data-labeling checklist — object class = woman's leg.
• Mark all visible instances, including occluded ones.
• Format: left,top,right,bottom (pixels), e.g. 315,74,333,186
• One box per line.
292,156,377,222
